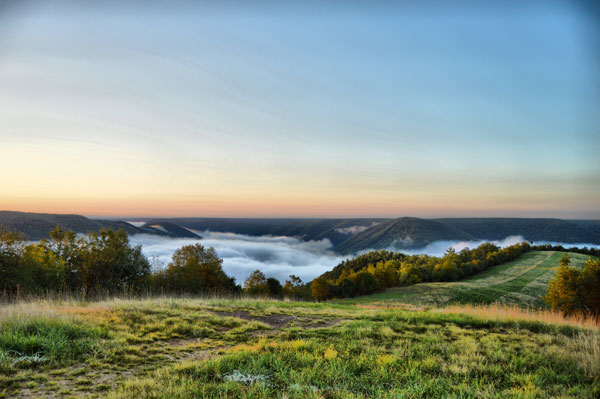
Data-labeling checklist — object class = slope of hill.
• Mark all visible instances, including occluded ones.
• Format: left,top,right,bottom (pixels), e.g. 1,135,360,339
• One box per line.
437,218,600,244
0,211,195,240
570,219,600,237
140,221,201,238
269,218,384,245
146,217,385,246
337,250,591,308
144,218,298,236
333,217,475,254
124,217,600,254
0,211,144,240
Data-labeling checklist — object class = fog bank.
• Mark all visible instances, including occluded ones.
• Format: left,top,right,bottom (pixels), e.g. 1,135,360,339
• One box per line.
129,232,600,285
129,231,346,285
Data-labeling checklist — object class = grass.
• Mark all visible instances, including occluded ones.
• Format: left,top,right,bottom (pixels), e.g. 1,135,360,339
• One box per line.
0,296,598,398
0,251,598,398
0,304,111,372
337,251,592,308
108,305,600,398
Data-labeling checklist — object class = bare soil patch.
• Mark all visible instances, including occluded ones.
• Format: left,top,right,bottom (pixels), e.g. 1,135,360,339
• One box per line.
212,310,297,328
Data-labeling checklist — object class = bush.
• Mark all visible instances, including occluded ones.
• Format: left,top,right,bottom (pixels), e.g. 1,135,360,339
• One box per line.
545,257,600,318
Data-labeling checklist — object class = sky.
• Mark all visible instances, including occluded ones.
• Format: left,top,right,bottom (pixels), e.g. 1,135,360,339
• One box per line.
0,1,599,218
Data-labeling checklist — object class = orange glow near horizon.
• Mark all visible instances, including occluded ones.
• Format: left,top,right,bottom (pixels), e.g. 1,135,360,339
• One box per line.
2,192,598,219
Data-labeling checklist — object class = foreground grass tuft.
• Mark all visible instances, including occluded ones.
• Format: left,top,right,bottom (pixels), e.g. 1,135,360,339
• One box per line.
0,308,110,372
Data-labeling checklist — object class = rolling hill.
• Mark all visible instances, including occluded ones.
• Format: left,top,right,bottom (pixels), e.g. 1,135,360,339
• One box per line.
142,217,385,246
135,216,600,254
337,250,592,308
3,212,600,252
0,211,196,240
333,217,476,253
437,218,600,244
140,221,201,238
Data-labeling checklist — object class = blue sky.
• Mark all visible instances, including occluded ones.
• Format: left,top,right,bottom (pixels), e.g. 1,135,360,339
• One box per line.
0,1,598,218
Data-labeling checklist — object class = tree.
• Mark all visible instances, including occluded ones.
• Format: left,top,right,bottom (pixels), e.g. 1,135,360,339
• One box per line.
79,229,151,293
266,277,283,297
0,227,26,294
22,244,66,292
352,271,378,296
164,243,235,294
282,275,302,297
580,258,600,317
311,277,332,301
433,258,460,281
545,259,583,316
243,270,269,295
41,227,84,289
545,256,600,318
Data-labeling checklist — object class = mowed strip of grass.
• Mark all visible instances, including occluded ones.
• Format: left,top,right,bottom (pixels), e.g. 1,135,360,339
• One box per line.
337,251,592,308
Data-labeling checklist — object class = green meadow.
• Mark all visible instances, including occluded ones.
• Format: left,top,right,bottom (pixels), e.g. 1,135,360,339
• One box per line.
336,251,591,308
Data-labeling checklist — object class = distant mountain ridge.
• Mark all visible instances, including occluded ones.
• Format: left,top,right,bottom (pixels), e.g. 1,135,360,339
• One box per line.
140,218,386,246
131,216,600,254
334,217,600,254
436,218,600,244
2,211,599,253
333,217,476,253
0,211,198,240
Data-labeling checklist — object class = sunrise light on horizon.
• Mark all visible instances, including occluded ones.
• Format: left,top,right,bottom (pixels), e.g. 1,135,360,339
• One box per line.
1,1,599,219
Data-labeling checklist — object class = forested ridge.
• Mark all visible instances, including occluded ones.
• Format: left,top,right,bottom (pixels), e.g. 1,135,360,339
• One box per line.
3,211,600,251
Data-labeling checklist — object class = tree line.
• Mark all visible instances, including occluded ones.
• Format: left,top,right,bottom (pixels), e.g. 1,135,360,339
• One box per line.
0,226,306,299
3,224,597,315
311,242,532,301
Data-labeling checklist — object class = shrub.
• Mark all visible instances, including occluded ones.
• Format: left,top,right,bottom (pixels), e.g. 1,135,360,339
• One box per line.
545,257,600,318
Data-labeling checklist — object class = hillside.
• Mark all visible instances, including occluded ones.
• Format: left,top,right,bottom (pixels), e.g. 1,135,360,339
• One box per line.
140,221,201,238
144,217,385,245
5,212,600,250
0,211,144,240
437,218,600,244
141,217,600,254
333,217,475,254
0,211,195,240
570,219,600,237
337,250,591,308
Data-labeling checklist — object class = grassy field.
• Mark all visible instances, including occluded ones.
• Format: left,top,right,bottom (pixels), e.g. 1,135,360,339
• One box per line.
0,295,598,398
0,250,598,398
337,251,591,308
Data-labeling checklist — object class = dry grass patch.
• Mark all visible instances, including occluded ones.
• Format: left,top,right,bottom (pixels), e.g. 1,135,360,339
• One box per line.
436,303,600,331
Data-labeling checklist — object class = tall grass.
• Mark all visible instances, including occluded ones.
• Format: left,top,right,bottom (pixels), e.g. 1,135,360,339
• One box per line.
0,302,111,370
436,303,600,331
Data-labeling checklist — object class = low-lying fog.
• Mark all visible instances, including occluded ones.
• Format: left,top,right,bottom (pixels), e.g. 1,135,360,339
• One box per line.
128,232,600,285
129,232,345,285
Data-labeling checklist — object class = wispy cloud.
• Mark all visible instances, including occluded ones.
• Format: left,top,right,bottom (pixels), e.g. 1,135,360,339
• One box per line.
335,222,380,235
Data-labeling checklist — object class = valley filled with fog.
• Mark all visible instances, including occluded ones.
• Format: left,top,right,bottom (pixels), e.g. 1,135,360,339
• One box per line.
129,231,600,285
